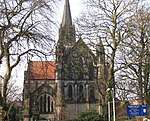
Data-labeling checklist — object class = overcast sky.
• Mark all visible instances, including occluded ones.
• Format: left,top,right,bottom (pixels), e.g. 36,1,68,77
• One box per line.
58,0,84,23
69,0,83,18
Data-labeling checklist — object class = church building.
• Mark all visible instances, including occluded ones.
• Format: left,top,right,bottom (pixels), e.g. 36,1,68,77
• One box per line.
23,0,106,120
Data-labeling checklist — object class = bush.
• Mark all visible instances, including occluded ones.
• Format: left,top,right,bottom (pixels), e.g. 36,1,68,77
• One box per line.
77,109,106,121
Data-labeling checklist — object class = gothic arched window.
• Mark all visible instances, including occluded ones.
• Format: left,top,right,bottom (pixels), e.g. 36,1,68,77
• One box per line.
68,85,73,98
40,96,43,112
37,94,54,114
48,96,50,112
44,94,46,112
78,84,85,102
88,63,94,79
51,101,54,113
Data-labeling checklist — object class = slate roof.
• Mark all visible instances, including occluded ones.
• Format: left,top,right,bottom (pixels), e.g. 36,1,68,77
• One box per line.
28,61,55,80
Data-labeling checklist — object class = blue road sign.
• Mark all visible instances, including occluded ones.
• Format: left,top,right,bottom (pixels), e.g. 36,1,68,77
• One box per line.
126,104,148,116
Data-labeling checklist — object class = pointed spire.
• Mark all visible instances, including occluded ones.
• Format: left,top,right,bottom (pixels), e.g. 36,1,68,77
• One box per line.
96,37,104,56
61,0,72,27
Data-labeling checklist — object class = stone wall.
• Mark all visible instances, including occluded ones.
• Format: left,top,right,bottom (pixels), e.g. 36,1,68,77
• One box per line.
64,103,99,119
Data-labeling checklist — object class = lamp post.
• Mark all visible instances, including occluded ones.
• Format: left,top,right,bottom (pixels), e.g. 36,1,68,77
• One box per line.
107,88,111,121
111,88,116,121
107,88,116,121
108,100,111,121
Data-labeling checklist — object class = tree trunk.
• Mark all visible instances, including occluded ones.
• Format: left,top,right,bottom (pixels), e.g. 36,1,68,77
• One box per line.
0,47,12,121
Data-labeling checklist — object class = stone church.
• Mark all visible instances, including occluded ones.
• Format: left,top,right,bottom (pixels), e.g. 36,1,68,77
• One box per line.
23,0,106,120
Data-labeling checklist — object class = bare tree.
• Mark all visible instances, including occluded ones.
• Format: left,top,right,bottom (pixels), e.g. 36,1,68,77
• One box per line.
0,0,60,120
6,78,22,102
76,0,141,115
117,5,150,103
6,78,22,121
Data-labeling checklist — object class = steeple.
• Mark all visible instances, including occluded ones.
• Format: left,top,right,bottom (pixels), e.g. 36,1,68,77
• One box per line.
58,0,76,48
61,0,72,27
96,37,105,58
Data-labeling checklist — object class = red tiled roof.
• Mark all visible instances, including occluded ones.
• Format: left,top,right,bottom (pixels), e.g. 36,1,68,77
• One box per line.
28,61,55,80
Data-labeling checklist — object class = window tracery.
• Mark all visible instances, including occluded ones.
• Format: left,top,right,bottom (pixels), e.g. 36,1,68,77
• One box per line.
37,93,54,113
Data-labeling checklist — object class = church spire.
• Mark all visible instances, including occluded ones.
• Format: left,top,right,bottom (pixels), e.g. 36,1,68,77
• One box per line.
57,0,75,53
61,0,72,27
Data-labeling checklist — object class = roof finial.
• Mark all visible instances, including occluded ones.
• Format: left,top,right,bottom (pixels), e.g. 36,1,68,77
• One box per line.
61,0,72,27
